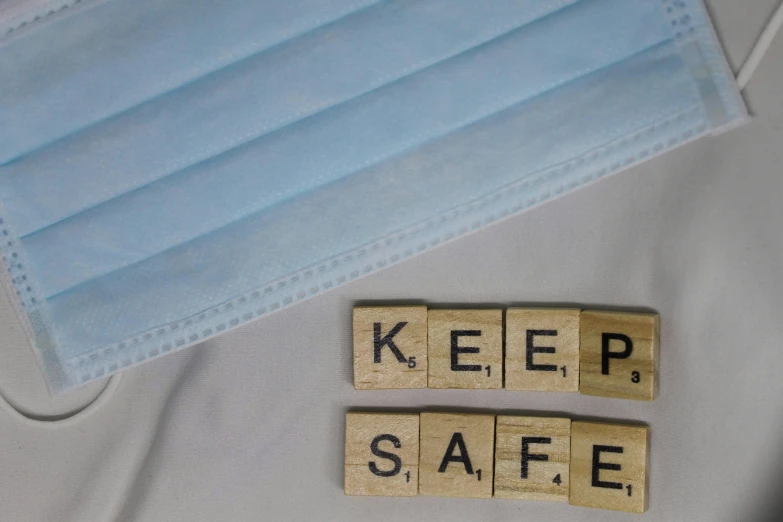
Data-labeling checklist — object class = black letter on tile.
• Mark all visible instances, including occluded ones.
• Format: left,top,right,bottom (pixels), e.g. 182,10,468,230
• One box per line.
374,322,408,363
601,333,633,375
451,330,482,371
438,432,474,474
521,437,551,479
369,434,402,477
592,445,623,489
526,330,558,372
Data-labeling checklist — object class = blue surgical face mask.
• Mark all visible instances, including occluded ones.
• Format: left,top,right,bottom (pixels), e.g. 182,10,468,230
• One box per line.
0,0,746,392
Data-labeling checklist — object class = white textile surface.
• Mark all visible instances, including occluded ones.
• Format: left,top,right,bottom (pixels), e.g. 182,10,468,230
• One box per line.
0,1,782,520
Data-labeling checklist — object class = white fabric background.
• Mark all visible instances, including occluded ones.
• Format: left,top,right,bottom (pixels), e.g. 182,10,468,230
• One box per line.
1,1,782,520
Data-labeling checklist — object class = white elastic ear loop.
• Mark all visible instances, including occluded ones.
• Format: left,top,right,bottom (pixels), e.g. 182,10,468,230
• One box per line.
0,372,122,428
737,1,783,89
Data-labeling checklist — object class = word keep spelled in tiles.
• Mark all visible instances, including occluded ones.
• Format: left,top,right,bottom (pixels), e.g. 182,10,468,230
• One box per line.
352,306,659,400
344,412,650,513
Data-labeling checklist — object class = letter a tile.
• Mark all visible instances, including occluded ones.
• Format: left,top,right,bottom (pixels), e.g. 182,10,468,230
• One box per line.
419,412,495,498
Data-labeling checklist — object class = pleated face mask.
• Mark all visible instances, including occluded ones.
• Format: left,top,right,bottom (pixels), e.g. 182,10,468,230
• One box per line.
0,0,747,392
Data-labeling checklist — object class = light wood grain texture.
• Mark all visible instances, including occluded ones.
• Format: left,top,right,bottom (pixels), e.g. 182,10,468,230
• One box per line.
494,416,570,501
419,412,495,498
344,412,420,496
579,311,659,401
569,421,650,513
505,308,580,392
427,310,502,389
353,306,428,389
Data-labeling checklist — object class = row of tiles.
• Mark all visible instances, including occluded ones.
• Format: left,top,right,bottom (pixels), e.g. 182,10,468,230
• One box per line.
345,412,649,514
353,307,659,401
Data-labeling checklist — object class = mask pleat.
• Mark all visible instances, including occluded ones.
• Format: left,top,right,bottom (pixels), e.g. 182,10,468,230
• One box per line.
0,0,582,238
13,0,673,299
0,0,385,164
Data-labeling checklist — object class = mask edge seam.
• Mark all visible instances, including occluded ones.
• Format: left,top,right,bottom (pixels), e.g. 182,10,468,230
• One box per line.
1,0,88,39
659,0,749,128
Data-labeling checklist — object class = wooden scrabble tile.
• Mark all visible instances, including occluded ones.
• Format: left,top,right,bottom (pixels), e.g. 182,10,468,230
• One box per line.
579,311,659,401
505,308,580,392
419,412,495,498
427,310,502,389
344,412,420,496
353,306,428,389
569,421,650,513
494,416,571,502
